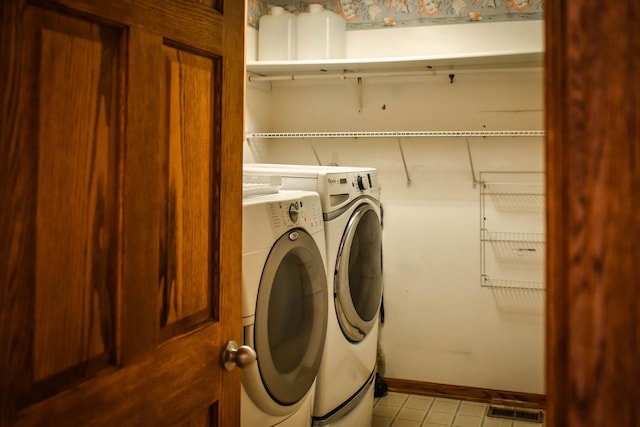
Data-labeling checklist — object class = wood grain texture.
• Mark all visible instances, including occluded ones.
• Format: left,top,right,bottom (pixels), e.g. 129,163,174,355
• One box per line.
1,0,244,424
0,4,122,409
34,12,119,383
1,1,37,420
187,0,217,8
119,27,162,365
16,323,222,427
177,406,214,427
30,0,224,53
217,0,245,424
385,378,546,408
546,1,640,426
544,3,567,426
159,46,213,336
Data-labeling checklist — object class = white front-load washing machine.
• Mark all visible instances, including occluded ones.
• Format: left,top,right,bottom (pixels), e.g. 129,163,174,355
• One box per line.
242,186,328,427
244,165,383,427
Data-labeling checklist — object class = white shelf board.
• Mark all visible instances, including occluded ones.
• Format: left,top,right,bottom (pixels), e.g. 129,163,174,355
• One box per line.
246,50,543,76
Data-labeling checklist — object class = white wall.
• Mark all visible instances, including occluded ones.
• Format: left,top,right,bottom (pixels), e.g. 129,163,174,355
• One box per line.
245,22,545,394
346,20,543,59
246,20,543,62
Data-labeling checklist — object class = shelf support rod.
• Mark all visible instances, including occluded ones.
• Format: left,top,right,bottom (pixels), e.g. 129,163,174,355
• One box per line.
357,77,363,113
397,138,412,187
466,137,479,188
346,76,364,112
308,140,322,165
246,137,256,160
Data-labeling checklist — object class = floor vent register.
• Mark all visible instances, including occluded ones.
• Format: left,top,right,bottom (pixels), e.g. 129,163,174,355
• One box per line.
486,399,544,423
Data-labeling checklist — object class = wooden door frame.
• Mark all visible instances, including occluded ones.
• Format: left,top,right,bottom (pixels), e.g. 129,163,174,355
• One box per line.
545,1,640,425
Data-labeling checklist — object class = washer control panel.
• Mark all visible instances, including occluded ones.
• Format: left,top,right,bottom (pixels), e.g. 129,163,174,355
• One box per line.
267,193,324,236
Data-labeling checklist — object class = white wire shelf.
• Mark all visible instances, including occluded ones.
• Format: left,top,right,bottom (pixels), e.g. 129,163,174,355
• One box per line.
481,277,545,291
246,130,544,139
481,231,545,244
481,181,545,212
482,230,545,264
480,172,545,291
481,182,544,196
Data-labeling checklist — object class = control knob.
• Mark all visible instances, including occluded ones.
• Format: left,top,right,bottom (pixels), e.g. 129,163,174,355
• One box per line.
288,202,299,223
356,175,368,191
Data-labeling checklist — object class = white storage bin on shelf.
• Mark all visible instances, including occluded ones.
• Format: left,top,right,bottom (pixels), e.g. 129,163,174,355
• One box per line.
296,3,346,60
258,6,297,61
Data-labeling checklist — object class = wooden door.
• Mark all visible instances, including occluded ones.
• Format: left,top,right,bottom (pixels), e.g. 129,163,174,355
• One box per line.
0,0,245,425
546,1,640,426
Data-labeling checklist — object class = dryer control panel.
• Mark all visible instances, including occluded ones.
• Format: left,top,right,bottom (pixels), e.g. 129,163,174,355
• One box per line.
355,173,373,191
319,170,380,210
267,193,324,236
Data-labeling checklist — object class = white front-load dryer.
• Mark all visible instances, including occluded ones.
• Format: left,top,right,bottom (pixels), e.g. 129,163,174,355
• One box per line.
242,188,328,427
244,164,383,427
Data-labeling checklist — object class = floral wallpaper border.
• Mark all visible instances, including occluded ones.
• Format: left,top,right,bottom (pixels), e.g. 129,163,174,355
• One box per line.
248,0,544,30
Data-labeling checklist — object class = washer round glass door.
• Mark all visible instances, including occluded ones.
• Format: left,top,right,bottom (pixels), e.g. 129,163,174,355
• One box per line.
254,228,328,406
335,203,383,342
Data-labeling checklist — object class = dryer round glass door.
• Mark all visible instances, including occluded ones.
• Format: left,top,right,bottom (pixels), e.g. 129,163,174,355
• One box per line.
335,203,383,342
254,229,328,406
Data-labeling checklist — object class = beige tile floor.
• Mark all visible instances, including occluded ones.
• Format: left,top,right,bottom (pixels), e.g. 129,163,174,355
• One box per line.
373,392,545,427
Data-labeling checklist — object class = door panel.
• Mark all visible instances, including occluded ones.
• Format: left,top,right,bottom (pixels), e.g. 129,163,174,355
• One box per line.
35,0,225,53
17,325,222,426
34,13,118,384
159,45,217,339
4,4,122,408
1,0,244,425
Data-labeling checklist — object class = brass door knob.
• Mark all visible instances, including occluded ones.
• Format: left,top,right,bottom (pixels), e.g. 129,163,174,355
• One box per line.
223,340,256,371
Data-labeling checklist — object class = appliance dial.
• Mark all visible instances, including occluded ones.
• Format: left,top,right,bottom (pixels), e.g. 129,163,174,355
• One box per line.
288,202,299,223
356,175,367,191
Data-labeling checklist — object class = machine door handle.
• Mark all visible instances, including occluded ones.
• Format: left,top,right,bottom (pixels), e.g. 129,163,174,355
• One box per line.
222,340,256,371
